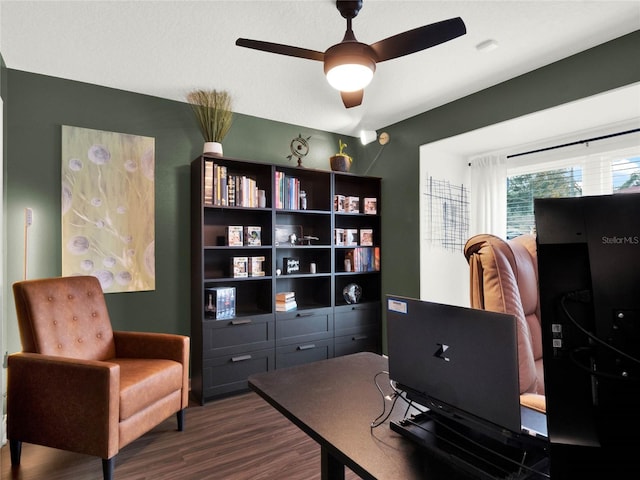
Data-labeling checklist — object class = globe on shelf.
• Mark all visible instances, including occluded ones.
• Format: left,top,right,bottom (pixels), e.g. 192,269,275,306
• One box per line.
343,283,362,304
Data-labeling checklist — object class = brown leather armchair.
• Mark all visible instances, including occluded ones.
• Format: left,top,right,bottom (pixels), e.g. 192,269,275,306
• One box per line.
8,276,190,480
464,234,545,412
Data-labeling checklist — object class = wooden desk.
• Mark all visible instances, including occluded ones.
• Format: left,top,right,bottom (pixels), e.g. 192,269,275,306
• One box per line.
248,352,458,480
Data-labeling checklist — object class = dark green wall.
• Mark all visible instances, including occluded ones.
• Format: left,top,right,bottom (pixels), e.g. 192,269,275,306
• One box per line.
3,70,359,353
359,30,640,321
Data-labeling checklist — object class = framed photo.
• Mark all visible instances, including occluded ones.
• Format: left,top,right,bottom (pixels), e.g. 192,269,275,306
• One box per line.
275,224,303,246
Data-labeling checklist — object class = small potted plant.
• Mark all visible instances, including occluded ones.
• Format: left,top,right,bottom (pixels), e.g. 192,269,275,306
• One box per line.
186,89,233,156
330,139,352,172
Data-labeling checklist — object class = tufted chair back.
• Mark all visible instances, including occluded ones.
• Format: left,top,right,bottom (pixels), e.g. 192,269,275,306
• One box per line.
13,276,116,360
464,233,544,398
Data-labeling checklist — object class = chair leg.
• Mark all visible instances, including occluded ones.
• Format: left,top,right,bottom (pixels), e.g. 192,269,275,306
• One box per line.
177,408,185,431
9,439,22,466
102,457,115,480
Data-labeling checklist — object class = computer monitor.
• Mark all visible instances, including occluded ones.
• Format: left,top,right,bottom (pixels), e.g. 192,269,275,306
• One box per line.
535,193,640,472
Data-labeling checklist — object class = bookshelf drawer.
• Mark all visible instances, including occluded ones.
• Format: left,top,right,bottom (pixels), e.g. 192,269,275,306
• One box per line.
334,302,381,336
275,307,333,345
275,338,334,369
204,314,274,357
334,328,381,357
202,348,274,399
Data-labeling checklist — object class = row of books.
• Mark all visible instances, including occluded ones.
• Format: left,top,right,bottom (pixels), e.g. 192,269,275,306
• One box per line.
205,161,260,207
274,171,304,210
276,291,297,312
344,247,381,273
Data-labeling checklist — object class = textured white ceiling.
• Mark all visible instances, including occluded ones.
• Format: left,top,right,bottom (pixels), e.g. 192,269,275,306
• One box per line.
1,1,639,136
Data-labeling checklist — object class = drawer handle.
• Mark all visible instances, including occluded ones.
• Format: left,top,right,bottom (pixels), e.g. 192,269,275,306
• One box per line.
351,306,366,311
231,354,253,362
296,313,314,318
353,335,368,341
231,319,253,325
297,344,316,351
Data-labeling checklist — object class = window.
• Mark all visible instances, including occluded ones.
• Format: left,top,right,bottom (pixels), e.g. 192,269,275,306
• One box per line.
506,136,640,239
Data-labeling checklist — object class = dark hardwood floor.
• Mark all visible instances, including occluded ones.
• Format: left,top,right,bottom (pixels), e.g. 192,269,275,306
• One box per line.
1,392,361,480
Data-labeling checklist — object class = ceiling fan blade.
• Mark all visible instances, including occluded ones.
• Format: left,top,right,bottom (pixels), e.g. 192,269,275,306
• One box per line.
236,38,324,62
341,90,364,109
370,17,466,63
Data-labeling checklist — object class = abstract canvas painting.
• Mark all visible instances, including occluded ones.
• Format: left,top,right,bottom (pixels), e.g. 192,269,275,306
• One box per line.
62,125,155,293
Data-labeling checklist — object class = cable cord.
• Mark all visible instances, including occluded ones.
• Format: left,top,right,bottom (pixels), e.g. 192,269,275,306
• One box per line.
561,292,640,377
370,371,401,429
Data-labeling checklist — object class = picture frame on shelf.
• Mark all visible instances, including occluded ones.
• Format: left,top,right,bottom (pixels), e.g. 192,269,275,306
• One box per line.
275,224,303,246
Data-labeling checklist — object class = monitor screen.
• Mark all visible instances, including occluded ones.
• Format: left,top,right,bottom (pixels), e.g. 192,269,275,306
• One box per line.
535,193,640,448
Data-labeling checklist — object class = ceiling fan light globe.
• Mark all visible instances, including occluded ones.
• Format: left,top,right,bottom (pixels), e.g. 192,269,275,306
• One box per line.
326,63,373,92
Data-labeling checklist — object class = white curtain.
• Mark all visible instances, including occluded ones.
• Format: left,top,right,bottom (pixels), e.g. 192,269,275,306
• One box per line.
469,154,507,238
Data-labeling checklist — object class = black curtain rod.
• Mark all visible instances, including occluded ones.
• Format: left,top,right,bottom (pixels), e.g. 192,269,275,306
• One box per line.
506,128,640,159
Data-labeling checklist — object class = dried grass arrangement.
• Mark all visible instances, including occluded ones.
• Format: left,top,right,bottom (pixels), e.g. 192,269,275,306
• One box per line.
186,89,234,143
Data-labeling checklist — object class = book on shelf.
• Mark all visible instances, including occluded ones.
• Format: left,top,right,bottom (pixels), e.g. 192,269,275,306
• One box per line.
244,226,261,246
231,256,249,278
227,226,243,246
275,299,298,312
204,287,236,320
203,161,260,207
274,171,302,210
276,291,295,302
276,290,297,311
344,247,380,272
204,161,214,205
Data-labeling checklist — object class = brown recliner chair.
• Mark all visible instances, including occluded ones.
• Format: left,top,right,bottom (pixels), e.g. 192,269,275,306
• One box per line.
8,276,190,480
464,234,545,412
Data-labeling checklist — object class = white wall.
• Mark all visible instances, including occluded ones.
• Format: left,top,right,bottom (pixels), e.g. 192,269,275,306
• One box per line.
419,148,471,307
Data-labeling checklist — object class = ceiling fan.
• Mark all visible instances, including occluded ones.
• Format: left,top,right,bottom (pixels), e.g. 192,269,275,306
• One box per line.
236,0,466,108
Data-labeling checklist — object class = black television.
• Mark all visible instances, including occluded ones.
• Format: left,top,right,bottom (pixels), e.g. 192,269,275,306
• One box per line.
535,193,640,475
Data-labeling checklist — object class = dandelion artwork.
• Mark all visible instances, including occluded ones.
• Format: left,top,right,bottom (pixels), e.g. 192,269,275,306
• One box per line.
61,126,155,293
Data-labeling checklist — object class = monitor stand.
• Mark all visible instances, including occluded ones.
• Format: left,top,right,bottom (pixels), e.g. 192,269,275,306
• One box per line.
391,411,549,480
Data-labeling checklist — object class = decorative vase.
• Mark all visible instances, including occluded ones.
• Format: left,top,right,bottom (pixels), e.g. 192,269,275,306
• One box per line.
330,154,351,172
204,141,223,156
